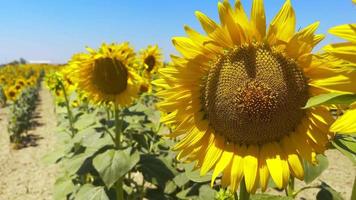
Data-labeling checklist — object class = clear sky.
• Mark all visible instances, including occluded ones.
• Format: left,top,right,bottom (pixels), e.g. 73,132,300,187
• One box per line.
0,0,355,64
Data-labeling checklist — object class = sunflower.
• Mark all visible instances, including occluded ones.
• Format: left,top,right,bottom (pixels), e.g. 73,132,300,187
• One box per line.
6,87,18,101
68,42,141,107
17,78,26,87
155,0,356,193
324,24,356,134
141,45,163,74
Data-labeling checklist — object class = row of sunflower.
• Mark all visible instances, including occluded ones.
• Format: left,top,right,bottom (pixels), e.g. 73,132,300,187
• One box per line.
0,64,47,148
42,1,356,200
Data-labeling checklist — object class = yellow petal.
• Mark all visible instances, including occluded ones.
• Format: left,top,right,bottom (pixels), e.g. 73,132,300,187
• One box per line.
211,143,234,186
329,24,356,43
324,42,356,63
259,156,270,192
330,108,356,133
251,0,266,40
243,145,259,193
230,145,244,192
267,0,295,44
281,136,304,180
261,142,284,189
218,1,245,44
195,11,219,34
287,21,322,59
234,0,252,35
200,135,224,176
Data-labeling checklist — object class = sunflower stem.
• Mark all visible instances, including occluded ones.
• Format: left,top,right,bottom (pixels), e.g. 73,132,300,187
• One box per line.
114,104,124,200
351,176,356,200
58,81,75,137
239,178,250,200
287,176,295,197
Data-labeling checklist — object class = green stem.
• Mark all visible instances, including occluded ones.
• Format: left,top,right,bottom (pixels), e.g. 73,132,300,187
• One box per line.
114,104,123,148
239,178,250,200
234,192,239,200
287,177,295,197
115,177,124,200
59,81,75,137
351,176,356,200
114,104,124,200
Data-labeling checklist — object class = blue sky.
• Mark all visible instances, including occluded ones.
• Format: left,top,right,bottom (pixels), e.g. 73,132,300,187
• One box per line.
0,0,355,64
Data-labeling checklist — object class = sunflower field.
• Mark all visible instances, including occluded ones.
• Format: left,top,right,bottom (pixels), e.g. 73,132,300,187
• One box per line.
0,0,356,200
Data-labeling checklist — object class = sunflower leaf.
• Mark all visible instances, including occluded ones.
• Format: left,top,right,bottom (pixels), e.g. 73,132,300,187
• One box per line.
303,93,356,108
332,135,356,164
75,184,109,200
303,154,329,184
93,148,139,188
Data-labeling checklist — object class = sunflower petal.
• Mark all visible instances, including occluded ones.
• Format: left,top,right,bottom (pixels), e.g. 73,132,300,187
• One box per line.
211,142,234,186
329,24,356,43
251,0,266,40
243,145,259,193
267,0,295,44
330,108,356,134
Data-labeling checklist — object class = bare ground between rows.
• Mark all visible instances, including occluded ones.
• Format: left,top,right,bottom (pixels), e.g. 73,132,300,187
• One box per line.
0,86,57,200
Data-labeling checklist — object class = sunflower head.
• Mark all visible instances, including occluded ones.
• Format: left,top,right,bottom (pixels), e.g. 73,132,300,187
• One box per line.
6,87,18,101
17,79,26,87
155,0,347,193
141,45,163,74
69,42,141,107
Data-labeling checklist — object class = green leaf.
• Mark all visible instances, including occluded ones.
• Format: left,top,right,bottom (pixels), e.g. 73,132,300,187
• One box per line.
303,154,329,184
184,163,212,183
316,182,344,200
63,147,97,175
93,148,139,188
173,173,190,187
138,154,175,188
332,135,356,164
198,185,216,200
53,174,76,200
75,184,109,200
74,112,97,130
304,93,356,108
250,194,293,200
42,145,66,164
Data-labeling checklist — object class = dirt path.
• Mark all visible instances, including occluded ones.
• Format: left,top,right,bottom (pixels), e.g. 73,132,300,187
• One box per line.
0,86,57,200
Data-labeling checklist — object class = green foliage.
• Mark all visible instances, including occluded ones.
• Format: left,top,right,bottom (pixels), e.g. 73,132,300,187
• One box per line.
304,93,356,108
7,84,41,145
0,86,6,107
303,154,329,184
332,135,356,164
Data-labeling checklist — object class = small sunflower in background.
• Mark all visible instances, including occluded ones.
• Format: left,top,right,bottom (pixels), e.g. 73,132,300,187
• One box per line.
16,78,26,87
14,84,22,92
324,24,356,134
6,87,18,101
155,0,356,193
68,42,141,107
141,45,163,75
0,75,7,84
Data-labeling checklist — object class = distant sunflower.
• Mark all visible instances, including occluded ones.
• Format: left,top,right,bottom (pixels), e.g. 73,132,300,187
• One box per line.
141,45,163,74
155,0,356,193
14,84,22,92
6,87,18,101
69,43,141,106
17,79,26,87
324,24,356,134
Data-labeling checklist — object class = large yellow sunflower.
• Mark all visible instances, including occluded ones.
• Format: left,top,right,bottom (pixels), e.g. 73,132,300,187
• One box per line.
141,45,163,74
155,0,356,193
324,24,356,134
68,42,141,107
